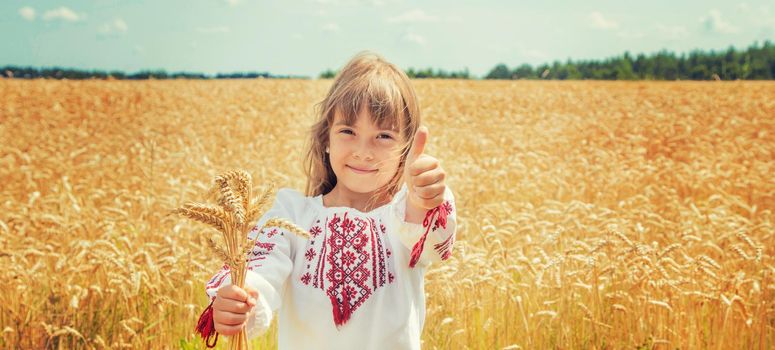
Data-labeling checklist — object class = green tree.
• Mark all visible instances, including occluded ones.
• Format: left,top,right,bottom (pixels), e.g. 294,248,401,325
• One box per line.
512,64,535,79
319,69,337,79
485,64,511,79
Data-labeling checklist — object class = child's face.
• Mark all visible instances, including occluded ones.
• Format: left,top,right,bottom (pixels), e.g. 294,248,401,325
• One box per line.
328,108,403,196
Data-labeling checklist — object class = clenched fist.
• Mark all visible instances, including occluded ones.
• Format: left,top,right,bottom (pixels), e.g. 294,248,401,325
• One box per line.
213,285,259,335
404,126,446,216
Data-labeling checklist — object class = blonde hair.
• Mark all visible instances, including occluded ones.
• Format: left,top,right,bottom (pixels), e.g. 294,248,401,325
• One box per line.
304,51,421,207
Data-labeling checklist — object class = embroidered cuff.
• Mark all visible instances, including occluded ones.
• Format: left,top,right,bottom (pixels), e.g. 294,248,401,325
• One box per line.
392,183,426,234
392,184,457,267
243,270,277,338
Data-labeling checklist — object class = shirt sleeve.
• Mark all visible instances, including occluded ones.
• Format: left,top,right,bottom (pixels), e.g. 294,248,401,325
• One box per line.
203,188,300,338
390,183,457,268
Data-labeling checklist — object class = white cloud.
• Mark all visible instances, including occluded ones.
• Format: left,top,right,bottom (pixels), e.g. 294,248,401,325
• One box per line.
114,19,128,32
656,23,689,39
387,9,438,23
588,11,618,30
701,9,739,34
401,32,425,45
19,6,36,21
617,30,646,39
99,18,128,36
43,6,83,22
197,26,231,33
322,22,340,32
223,0,242,6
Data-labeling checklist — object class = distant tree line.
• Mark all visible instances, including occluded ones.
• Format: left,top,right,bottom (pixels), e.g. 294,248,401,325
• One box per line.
319,67,470,79
486,40,775,80
0,67,302,80
406,67,470,79
3,41,773,80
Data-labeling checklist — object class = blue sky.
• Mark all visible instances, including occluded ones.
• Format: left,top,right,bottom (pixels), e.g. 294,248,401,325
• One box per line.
2,0,773,78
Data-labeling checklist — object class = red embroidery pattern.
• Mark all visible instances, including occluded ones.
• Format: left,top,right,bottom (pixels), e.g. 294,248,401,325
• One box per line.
325,213,371,327
247,241,275,269
434,233,455,261
305,248,316,261
409,200,454,268
370,218,388,287
300,272,312,285
310,225,322,238
299,214,394,328
206,227,278,290
205,264,230,297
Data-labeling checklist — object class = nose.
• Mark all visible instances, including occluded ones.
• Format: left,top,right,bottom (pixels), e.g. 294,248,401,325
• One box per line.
352,140,374,161
353,150,374,161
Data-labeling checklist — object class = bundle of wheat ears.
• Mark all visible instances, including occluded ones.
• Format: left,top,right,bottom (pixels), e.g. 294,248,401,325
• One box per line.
173,170,309,350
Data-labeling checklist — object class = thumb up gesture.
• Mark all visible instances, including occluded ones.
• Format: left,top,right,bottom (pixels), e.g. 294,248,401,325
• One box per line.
404,126,447,212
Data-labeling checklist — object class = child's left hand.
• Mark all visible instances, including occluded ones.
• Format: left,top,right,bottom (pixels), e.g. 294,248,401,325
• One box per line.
404,126,447,217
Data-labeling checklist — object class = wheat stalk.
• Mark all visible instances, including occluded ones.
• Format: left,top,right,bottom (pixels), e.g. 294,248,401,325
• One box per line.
174,170,309,350
8,79,775,349
171,206,229,234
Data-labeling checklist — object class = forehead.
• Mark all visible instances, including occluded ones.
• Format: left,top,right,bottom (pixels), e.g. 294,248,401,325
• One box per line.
333,106,399,131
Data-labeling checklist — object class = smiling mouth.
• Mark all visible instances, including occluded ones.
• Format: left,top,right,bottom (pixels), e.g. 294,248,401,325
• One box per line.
347,165,377,174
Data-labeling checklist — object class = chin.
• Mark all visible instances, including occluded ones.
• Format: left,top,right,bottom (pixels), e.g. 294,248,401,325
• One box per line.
335,175,385,195
342,181,380,194
332,165,395,195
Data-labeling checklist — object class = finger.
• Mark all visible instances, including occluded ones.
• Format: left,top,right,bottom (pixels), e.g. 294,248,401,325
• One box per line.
408,155,439,177
215,323,244,336
244,287,259,307
244,286,259,298
214,309,248,326
217,285,249,303
406,126,428,165
412,167,445,187
413,183,446,200
412,191,445,209
214,298,253,314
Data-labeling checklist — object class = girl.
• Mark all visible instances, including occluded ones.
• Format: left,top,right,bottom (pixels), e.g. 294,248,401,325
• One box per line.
202,51,456,349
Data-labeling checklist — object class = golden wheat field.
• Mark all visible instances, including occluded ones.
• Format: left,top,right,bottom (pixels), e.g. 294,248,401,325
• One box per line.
0,79,773,349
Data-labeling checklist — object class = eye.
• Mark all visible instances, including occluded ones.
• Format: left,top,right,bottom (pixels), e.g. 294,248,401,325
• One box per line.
340,128,354,135
377,133,394,140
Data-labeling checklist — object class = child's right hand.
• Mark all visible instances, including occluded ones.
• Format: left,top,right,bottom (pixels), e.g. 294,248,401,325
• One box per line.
213,285,259,336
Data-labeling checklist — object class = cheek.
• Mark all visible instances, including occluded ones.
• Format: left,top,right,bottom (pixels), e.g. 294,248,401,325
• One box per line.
328,139,348,160
378,150,402,173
